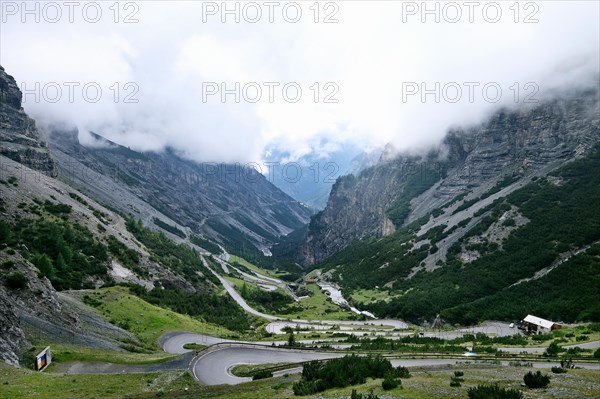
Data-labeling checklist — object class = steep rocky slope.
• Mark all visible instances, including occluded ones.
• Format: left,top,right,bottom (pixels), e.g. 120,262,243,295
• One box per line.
0,65,251,366
299,86,600,266
315,147,600,324
0,66,55,175
0,151,219,365
295,83,600,325
47,129,311,256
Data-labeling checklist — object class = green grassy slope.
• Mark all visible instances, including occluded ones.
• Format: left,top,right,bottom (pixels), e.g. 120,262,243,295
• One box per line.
78,287,239,347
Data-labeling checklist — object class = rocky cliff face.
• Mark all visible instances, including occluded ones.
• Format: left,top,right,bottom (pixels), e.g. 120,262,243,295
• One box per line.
0,289,27,366
299,86,600,266
0,66,55,175
299,154,430,265
435,89,599,205
0,252,68,366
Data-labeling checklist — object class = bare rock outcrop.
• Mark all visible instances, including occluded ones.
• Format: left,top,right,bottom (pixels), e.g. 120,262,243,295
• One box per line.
0,65,56,175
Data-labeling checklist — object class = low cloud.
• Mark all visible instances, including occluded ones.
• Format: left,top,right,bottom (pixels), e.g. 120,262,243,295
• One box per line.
1,1,598,164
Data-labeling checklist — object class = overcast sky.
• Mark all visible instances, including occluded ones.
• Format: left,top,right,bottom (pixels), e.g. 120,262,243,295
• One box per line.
1,1,598,163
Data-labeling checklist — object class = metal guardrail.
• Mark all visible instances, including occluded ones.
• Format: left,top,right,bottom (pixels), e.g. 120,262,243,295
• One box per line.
205,348,600,378
191,341,600,362
187,340,600,385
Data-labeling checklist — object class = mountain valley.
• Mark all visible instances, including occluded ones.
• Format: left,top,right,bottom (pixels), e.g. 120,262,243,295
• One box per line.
1,58,599,399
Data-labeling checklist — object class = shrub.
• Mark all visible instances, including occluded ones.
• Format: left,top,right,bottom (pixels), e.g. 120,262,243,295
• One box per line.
551,367,566,374
532,333,553,342
1,261,14,269
450,370,464,387
502,218,516,227
351,390,379,399
543,342,561,357
565,347,582,356
252,370,273,380
594,348,600,359
43,201,72,215
381,376,399,390
82,294,102,308
33,254,55,280
508,361,532,368
0,221,11,244
152,217,186,238
292,380,319,396
5,271,29,289
523,371,550,389
293,355,395,396
394,366,411,378
287,332,296,347
467,384,523,399
450,377,462,387
190,234,222,254
560,358,574,370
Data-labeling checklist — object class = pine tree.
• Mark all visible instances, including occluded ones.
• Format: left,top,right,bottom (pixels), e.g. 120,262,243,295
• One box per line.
57,238,73,265
35,254,55,280
0,221,11,244
56,253,68,272
287,331,296,347
241,282,249,298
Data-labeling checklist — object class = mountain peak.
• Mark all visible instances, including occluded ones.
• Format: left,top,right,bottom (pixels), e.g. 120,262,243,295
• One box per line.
0,65,56,175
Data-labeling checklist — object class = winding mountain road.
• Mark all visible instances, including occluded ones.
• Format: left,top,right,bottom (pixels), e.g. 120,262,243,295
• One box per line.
180,338,600,385
190,346,342,385
201,256,410,332
54,255,600,384
158,331,600,385
159,331,348,354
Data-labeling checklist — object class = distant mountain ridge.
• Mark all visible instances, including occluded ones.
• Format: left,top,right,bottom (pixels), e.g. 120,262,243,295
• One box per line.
46,127,311,256
264,143,374,210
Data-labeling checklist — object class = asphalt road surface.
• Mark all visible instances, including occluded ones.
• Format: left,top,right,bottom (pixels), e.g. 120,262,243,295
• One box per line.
159,331,349,354
187,342,600,385
190,346,342,385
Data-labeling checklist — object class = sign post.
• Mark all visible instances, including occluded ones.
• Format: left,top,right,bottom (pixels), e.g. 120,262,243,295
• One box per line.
35,346,52,372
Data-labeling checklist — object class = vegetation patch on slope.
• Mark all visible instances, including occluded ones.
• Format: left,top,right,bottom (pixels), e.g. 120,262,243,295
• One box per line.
125,217,218,286
386,165,443,226
126,284,253,332
320,147,600,324
1,216,110,290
